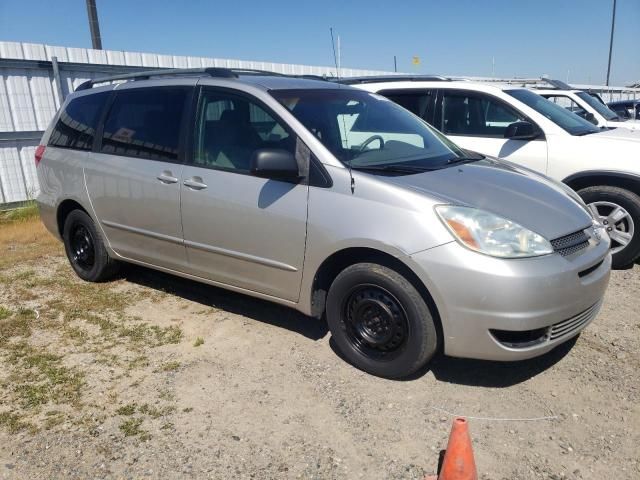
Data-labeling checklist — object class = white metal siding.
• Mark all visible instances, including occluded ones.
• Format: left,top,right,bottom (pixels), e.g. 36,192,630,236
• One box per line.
0,41,397,204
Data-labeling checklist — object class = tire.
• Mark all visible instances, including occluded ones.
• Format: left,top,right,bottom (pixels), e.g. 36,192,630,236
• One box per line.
326,262,438,379
578,186,640,269
62,209,119,282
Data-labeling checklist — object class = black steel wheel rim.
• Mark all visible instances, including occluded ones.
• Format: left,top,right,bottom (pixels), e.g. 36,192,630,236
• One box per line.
342,285,409,360
70,224,95,270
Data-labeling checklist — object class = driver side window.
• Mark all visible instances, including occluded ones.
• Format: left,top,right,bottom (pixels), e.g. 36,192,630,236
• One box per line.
441,92,525,137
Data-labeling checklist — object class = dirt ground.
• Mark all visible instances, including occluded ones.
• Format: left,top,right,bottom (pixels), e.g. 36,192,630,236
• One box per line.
0,217,638,480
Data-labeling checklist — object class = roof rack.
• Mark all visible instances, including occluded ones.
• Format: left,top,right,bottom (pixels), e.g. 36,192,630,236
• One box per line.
75,67,328,91
334,75,451,85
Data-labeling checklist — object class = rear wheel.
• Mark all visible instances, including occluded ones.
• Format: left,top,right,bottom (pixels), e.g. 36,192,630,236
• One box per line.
578,185,640,268
62,210,119,282
326,262,438,379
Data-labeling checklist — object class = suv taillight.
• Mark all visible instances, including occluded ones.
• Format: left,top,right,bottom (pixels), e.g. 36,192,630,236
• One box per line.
34,145,46,167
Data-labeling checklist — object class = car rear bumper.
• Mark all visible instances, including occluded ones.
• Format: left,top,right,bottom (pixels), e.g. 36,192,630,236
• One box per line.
409,235,611,361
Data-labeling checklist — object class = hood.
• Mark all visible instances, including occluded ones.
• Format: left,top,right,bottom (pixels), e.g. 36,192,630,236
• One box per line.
606,120,640,131
594,127,640,142
385,158,592,240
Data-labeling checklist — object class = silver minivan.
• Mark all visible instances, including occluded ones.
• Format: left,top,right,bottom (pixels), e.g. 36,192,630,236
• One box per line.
36,68,611,378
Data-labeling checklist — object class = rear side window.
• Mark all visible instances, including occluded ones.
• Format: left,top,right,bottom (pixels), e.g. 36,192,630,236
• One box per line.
378,89,434,122
441,91,525,137
101,88,188,162
49,92,109,151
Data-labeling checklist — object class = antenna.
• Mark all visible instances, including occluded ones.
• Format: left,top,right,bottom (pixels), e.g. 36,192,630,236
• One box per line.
330,27,354,193
329,27,340,80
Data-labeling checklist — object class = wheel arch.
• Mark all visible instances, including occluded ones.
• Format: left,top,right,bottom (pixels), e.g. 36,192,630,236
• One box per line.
56,199,89,237
309,247,443,340
563,170,640,197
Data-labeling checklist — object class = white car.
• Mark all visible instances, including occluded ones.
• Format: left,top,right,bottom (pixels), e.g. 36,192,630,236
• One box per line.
344,77,640,268
536,88,640,131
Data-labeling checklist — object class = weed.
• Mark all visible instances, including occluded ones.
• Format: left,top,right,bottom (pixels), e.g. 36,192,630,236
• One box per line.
158,361,180,372
138,403,176,419
116,403,137,416
194,337,204,347
0,412,32,433
119,417,145,437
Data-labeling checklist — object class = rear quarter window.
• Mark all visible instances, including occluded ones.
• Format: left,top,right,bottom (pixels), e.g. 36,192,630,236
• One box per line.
48,92,110,151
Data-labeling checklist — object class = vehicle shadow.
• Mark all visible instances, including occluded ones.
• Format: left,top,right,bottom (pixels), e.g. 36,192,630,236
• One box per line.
427,336,578,387
119,264,328,341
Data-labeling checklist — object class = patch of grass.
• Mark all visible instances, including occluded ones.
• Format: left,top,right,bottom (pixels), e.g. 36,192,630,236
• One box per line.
138,403,176,419
44,411,65,430
0,411,33,433
0,202,39,225
182,407,193,413
0,308,36,342
116,403,137,416
7,342,84,408
0,305,11,320
158,361,180,372
64,325,88,343
119,417,146,437
193,337,204,347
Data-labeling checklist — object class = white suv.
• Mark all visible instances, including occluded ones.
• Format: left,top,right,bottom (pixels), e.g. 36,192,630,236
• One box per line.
536,88,640,131
347,77,640,268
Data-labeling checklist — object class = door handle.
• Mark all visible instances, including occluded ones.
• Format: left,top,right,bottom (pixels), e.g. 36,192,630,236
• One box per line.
157,171,178,184
183,177,208,190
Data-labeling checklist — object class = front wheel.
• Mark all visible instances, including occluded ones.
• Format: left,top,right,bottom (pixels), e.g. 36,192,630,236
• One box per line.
578,185,640,268
326,263,439,379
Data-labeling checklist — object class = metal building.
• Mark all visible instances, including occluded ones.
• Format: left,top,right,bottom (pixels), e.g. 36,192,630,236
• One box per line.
0,41,394,206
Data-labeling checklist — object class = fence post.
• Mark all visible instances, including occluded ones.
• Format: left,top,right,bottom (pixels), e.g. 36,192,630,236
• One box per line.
51,56,65,105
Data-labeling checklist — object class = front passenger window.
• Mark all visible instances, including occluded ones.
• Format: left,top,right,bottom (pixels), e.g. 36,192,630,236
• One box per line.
194,91,294,173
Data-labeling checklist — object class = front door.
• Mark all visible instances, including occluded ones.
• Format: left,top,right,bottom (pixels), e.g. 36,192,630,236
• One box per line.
85,86,192,271
437,89,549,175
180,88,308,301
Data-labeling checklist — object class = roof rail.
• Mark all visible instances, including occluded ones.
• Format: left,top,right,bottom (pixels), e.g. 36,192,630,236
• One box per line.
74,67,329,92
75,67,238,91
334,75,451,85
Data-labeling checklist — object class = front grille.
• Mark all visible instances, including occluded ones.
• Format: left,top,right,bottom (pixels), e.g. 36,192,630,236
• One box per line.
549,301,602,340
551,230,589,257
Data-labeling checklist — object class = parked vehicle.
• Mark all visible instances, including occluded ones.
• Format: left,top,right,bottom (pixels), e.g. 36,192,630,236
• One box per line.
607,99,640,121
348,77,640,268
37,69,611,378
535,89,640,131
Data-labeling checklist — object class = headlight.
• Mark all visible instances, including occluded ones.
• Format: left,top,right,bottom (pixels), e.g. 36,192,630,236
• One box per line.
435,206,553,258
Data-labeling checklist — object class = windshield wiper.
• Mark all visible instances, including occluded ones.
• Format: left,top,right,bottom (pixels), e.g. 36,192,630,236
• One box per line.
574,130,599,136
350,164,437,174
446,154,484,165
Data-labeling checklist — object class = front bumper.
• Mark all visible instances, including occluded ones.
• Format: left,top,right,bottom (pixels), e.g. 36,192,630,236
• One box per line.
409,236,611,361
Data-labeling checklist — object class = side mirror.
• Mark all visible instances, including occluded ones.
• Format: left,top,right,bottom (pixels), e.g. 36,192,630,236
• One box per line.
504,121,540,140
251,148,300,180
584,112,598,125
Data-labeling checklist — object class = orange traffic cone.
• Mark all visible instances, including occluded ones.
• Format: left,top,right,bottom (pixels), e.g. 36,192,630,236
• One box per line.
425,417,478,480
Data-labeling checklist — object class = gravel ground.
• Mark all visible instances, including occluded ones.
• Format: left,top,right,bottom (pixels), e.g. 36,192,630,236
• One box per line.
0,221,638,479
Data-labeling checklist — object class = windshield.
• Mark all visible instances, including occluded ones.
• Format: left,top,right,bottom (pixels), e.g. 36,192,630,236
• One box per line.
576,92,620,121
270,88,468,170
506,89,600,136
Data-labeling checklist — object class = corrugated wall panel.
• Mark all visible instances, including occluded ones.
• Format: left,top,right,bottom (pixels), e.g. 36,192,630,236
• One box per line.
0,143,30,202
5,70,38,131
0,41,396,204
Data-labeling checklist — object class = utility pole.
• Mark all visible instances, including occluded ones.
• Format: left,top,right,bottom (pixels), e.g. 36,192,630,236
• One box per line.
86,0,103,50
606,0,617,86
394,55,397,72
